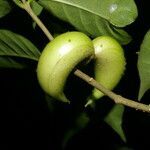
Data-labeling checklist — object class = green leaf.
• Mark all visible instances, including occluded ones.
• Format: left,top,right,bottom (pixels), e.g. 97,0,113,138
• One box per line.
38,0,137,44
96,0,138,27
0,30,41,68
104,104,126,142
138,30,150,100
0,57,24,69
62,113,89,148
31,0,43,16
0,0,12,18
39,0,137,27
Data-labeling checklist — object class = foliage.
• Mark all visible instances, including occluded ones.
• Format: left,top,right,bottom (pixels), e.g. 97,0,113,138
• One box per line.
138,30,150,100
1,0,150,149
0,29,40,68
0,0,12,18
38,0,137,45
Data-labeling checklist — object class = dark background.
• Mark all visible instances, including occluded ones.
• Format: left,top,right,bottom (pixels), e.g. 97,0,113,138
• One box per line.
1,1,150,150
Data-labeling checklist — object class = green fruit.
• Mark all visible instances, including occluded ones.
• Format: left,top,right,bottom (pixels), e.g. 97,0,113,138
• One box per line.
37,32,94,102
87,36,126,104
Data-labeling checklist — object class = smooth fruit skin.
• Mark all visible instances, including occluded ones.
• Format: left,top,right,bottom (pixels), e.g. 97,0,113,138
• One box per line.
88,36,126,102
37,32,94,102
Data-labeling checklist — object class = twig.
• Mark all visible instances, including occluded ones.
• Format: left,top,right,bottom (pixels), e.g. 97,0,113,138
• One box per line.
74,69,150,113
21,0,54,41
15,0,150,113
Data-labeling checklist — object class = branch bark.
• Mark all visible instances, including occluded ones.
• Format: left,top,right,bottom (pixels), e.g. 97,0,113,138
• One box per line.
74,69,150,113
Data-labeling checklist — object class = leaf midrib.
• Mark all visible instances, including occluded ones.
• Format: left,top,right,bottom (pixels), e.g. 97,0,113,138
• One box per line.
41,0,106,21
43,0,134,27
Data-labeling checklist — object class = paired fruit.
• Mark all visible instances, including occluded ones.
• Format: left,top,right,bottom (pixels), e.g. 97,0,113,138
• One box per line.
37,32,126,103
37,32,94,102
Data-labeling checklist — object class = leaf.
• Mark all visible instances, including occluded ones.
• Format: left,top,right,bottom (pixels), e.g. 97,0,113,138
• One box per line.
38,0,137,44
31,0,43,16
96,0,138,27
104,104,126,142
39,0,137,27
0,30,41,68
138,30,150,100
0,57,24,69
0,0,12,18
62,112,89,148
